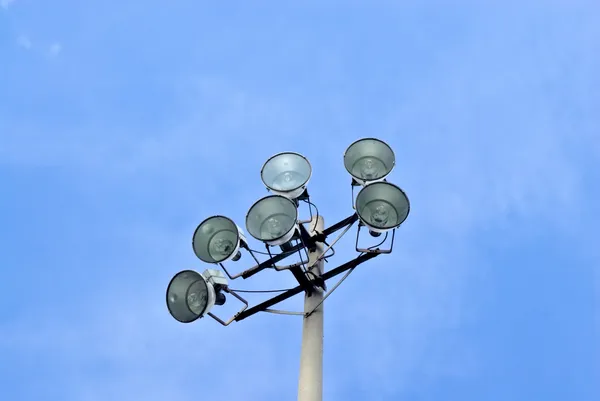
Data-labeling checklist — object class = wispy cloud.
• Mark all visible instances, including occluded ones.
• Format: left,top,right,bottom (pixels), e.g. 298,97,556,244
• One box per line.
48,42,62,57
0,0,15,10
16,35,31,49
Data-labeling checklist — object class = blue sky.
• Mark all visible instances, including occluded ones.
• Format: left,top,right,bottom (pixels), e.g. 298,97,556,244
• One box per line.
1,1,598,400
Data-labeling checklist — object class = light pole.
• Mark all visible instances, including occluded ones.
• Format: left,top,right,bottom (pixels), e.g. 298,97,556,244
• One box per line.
298,215,325,401
165,138,410,401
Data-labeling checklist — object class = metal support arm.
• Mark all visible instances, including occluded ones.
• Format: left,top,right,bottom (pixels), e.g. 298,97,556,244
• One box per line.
240,213,359,280
208,288,249,326
234,252,379,322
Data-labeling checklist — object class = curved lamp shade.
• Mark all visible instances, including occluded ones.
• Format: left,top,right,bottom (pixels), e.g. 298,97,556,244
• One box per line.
344,138,395,185
261,152,312,199
166,270,216,323
355,182,410,233
246,195,298,246
192,216,246,264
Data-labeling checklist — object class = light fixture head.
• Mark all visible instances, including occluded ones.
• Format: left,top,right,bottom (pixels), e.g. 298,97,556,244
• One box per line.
245,195,298,246
192,216,246,264
260,152,312,199
355,181,410,233
166,270,216,323
344,138,395,185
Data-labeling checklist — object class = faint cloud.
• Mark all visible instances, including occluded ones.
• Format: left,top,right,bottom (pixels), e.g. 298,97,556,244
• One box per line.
0,0,15,10
16,35,31,49
49,42,62,57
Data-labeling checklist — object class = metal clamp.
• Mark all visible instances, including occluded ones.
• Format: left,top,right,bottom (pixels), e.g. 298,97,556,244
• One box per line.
355,223,395,254
208,288,249,326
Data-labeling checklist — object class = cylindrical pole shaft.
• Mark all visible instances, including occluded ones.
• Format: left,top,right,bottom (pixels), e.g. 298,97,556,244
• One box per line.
298,215,325,401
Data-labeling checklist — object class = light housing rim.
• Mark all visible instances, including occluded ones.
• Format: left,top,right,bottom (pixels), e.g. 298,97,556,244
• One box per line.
260,151,313,199
245,194,299,246
355,181,410,232
192,215,245,264
166,269,216,324
343,137,396,186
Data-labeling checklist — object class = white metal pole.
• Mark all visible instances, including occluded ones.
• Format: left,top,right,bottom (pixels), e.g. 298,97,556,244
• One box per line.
298,215,325,401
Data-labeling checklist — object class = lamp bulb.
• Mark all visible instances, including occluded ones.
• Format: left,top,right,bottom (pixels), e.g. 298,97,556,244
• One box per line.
360,158,380,179
266,217,284,236
186,282,208,315
211,237,234,257
370,205,389,226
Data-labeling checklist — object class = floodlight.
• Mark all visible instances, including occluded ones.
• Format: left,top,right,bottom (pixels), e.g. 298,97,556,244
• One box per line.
166,270,216,323
343,138,395,185
260,152,312,199
192,216,246,264
245,195,298,246
355,182,410,234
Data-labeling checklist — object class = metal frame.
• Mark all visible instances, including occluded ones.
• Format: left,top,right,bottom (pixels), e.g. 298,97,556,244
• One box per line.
304,218,357,270
217,241,264,280
305,266,355,318
264,308,305,316
350,178,360,210
239,213,359,280
355,222,396,254
178,213,380,326
234,252,379,322
208,288,249,326
167,138,409,401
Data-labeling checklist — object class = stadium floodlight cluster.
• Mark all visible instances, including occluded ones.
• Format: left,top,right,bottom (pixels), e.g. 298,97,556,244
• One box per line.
166,138,410,325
